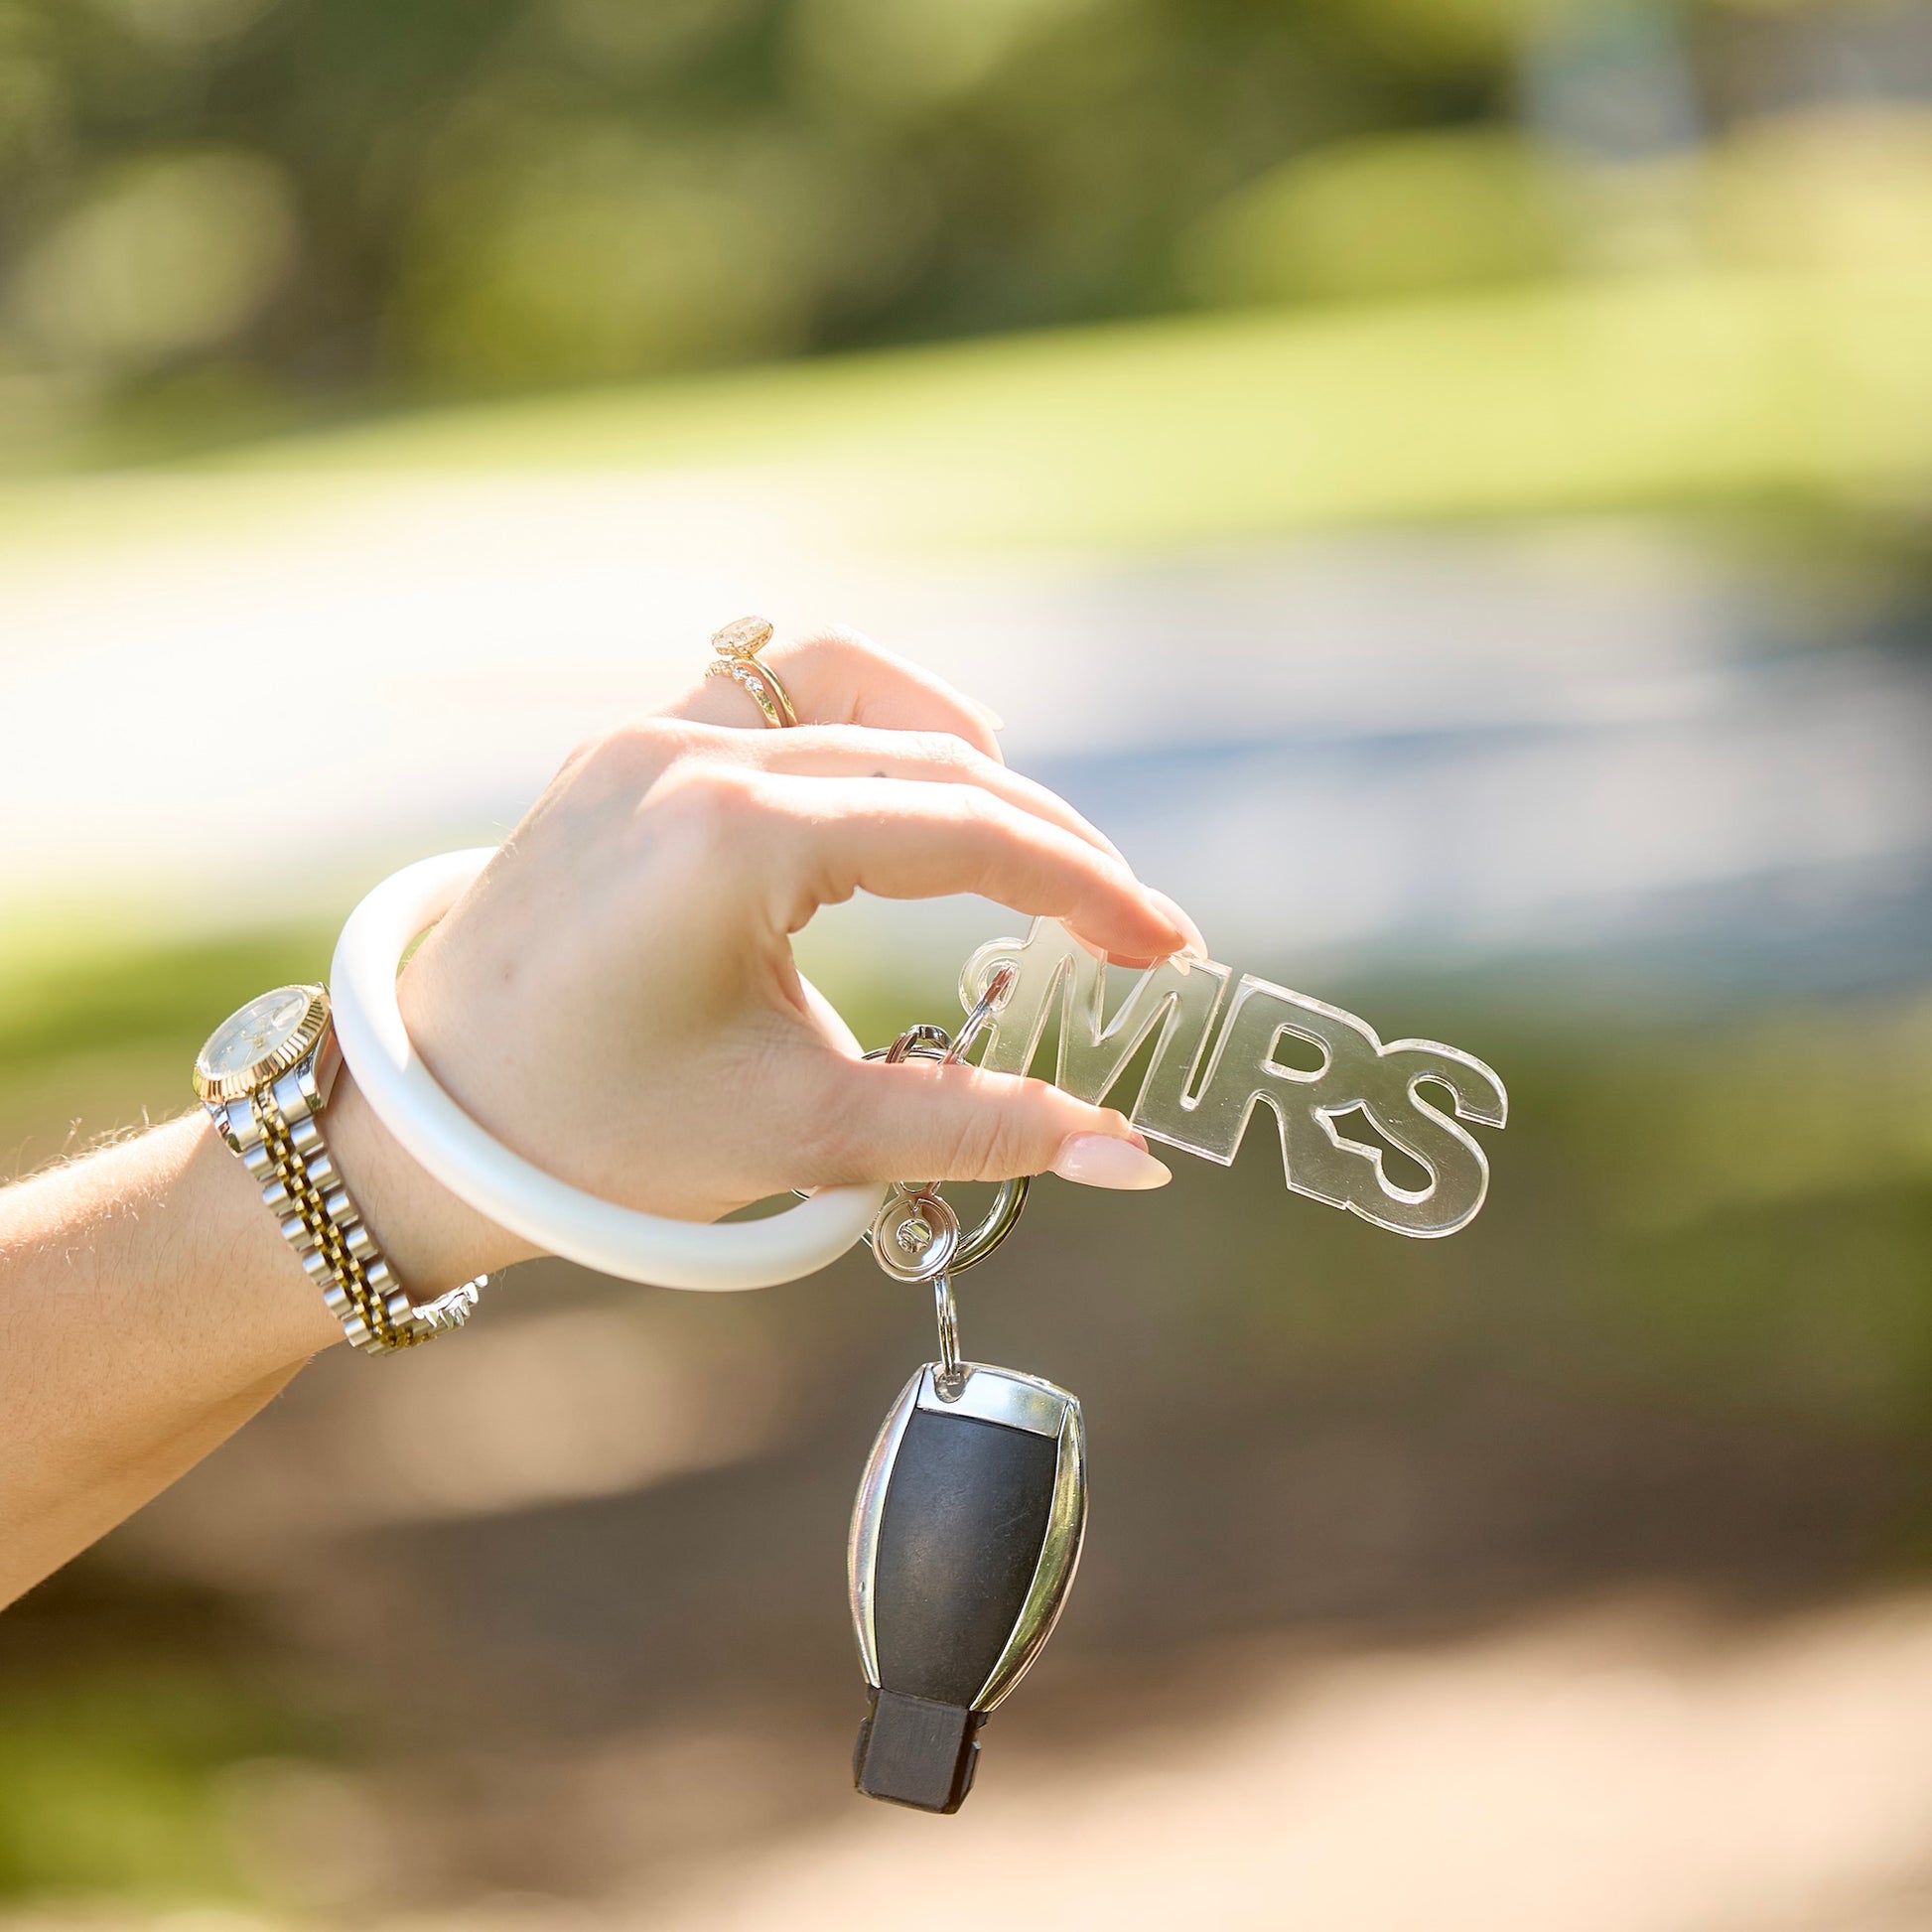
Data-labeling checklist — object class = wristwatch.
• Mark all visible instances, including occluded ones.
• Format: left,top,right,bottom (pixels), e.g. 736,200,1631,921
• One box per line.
194,984,483,1354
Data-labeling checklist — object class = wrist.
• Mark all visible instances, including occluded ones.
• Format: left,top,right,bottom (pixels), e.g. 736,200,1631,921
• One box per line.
322,1066,538,1293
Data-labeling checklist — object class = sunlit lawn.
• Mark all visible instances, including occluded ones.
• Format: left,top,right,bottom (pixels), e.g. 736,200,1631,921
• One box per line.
4,264,1931,560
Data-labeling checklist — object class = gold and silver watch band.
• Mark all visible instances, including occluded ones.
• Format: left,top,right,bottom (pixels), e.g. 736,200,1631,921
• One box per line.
207,1044,482,1355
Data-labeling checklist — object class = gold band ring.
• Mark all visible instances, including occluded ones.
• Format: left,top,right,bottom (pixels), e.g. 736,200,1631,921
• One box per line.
707,617,798,728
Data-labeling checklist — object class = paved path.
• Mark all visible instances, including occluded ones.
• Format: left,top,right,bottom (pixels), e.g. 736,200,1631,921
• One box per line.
3,464,1927,994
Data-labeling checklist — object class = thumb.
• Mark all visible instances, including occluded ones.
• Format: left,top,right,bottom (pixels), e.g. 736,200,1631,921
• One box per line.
812,1055,1173,1191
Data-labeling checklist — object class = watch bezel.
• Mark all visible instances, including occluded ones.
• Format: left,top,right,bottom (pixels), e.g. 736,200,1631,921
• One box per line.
194,984,332,1107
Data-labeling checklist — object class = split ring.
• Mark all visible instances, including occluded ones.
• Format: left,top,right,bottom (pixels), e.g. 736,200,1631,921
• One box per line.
860,1026,1031,1274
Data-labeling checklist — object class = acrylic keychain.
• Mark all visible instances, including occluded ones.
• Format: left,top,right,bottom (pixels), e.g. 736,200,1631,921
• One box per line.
845,923,1508,1814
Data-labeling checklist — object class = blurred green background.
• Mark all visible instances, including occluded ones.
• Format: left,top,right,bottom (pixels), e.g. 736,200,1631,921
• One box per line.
7,0,1932,485
7,0,1932,1927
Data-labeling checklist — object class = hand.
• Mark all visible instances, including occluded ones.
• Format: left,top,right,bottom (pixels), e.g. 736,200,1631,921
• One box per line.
0,624,1208,1600
328,626,1205,1287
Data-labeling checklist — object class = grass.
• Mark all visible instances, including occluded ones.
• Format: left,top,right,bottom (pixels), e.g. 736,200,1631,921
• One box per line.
0,923,338,1086
0,920,337,1174
0,1667,310,1904
0,1565,335,1911
3,265,1931,561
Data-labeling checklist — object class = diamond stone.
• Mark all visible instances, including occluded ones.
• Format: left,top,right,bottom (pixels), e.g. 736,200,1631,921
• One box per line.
711,616,773,659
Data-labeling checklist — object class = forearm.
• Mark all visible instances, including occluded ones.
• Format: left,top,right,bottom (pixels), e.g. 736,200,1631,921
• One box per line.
0,1076,505,1606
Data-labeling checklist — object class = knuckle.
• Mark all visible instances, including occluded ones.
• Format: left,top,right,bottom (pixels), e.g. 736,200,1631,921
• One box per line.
557,732,602,776
648,760,765,846
793,1101,862,1181
950,780,1006,833
911,730,976,772
572,717,691,785
940,1098,1033,1181
802,722,871,759
788,1059,886,1178
790,621,876,666
783,624,889,704
624,716,707,764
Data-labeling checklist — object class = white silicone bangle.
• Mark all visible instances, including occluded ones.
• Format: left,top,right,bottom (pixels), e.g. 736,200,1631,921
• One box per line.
329,848,885,1290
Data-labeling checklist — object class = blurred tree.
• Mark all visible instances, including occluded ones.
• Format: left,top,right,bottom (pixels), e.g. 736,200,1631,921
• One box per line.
0,0,1501,436
3,0,1930,452
1180,125,1574,304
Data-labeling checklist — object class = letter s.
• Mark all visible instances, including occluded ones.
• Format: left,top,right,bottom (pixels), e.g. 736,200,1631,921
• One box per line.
1344,1047,1508,1237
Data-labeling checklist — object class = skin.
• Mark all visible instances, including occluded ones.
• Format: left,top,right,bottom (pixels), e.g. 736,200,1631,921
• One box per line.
0,628,1201,1608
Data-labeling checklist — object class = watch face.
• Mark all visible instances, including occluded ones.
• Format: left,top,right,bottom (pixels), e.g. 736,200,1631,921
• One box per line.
198,986,319,1084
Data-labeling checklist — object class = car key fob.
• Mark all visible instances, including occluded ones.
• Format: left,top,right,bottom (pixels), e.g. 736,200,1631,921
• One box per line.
848,1360,1087,1813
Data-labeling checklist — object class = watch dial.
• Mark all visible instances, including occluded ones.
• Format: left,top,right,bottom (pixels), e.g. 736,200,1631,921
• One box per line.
200,987,316,1081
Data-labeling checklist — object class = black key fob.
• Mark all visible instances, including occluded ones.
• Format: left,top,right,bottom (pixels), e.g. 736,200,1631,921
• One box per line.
848,1361,1088,1813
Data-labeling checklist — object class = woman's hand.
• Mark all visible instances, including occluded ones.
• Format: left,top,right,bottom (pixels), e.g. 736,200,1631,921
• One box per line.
329,626,1204,1287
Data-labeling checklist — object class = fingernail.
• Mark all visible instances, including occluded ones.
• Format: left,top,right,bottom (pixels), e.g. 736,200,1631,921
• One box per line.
1145,889,1209,967
1051,1133,1172,1190
974,700,1007,734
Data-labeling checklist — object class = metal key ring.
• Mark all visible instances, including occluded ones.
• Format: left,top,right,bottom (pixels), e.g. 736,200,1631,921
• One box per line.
932,1271,963,1386
856,967,1031,1273
858,1036,1031,1274
945,964,1016,1069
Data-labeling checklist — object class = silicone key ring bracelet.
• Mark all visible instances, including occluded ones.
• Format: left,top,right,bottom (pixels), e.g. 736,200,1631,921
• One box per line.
329,848,886,1290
